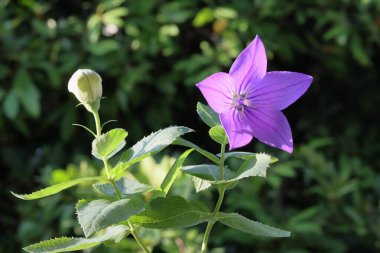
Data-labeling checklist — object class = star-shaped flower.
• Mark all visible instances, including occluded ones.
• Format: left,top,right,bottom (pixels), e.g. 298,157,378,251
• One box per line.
196,35,313,152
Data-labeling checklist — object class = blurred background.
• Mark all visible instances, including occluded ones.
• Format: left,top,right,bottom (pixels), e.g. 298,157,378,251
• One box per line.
1,0,379,252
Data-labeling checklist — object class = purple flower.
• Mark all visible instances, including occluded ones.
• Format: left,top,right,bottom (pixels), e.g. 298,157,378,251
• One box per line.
196,35,313,153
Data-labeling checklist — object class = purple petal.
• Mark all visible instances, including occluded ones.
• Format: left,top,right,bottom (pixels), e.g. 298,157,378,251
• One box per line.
245,109,293,153
250,71,313,110
220,109,253,150
229,35,267,94
196,72,235,113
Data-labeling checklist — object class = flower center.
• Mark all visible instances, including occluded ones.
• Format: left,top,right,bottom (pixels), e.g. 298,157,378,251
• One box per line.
231,93,250,111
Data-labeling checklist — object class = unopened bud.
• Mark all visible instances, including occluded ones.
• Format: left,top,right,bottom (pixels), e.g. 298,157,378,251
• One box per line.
68,69,102,112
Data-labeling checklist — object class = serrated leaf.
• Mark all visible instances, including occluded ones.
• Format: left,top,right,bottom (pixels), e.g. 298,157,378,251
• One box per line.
192,177,211,192
173,137,219,164
93,178,154,197
12,177,103,200
218,212,290,237
156,148,194,197
183,153,273,188
111,126,193,176
182,164,234,181
129,196,210,229
235,153,272,179
196,102,220,128
76,198,145,238
223,152,278,163
91,128,128,160
23,225,129,253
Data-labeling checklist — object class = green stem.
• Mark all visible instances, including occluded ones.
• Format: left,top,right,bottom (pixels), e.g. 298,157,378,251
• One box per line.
201,143,227,253
201,187,225,253
110,179,122,199
218,144,225,180
92,111,150,253
92,110,102,137
129,221,151,253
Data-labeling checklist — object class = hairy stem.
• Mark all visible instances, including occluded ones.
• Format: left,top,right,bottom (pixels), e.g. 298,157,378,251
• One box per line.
201,143,227,253
92,111,150,253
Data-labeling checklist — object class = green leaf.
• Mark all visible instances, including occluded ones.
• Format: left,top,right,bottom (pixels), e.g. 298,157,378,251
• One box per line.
209,125,228,145
12,177,103,200
87,40,120,55
91,128,128,160
23,225,129,253
183,153,273,189
193,7,214,27
155,148,194,197
218,213,290,237
214,7,238,19
14,68,40,118
103,7,129,26
173,137,219,164
196,102,220,128
129,196,210,229
235,153,272,179
182,164,234,181
93,178,154,197
111,126,192,176
3,89,19,119
223,152,278,163
192,177,211,192
76,198,145,237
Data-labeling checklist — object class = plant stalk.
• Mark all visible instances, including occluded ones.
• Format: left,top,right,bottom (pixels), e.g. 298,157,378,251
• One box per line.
92,110,150,253
201,143,227,253
201,187,226,253
92,110,102,137
218,144,225,180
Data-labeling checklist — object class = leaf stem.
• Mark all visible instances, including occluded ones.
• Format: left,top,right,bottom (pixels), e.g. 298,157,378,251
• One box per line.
92,110,150,253
201,143,227,253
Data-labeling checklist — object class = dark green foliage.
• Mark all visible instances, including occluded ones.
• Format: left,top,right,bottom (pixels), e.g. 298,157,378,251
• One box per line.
1,0,379,252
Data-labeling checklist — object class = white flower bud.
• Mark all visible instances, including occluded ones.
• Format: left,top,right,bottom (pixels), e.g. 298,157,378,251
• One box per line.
68,69,102,112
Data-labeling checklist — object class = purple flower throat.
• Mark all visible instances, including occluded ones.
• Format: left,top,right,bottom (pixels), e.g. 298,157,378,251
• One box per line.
231,91,252,112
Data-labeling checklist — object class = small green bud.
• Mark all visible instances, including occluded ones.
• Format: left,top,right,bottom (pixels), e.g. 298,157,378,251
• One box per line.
68,69,102,112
